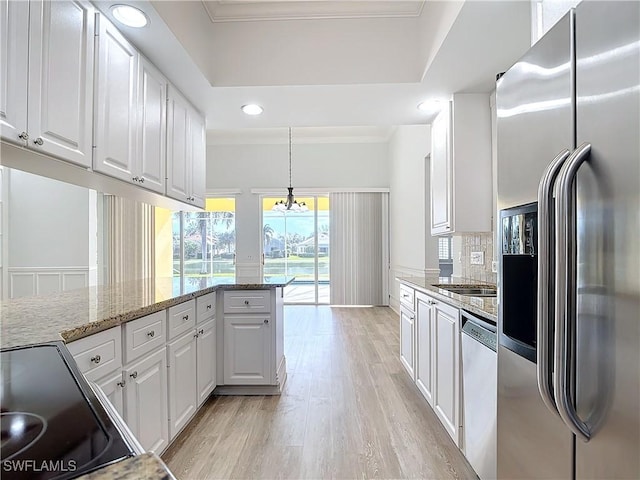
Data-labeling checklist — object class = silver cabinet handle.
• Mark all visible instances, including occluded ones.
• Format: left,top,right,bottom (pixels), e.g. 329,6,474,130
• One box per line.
183,314,189,320
244,300,250,305
129,371,138,379
206,304,212,310
90,355,101,364
264,319,269,324
194,333,199,338
536,148,570,416
198,329,204,335
18,131,29,141
554,142,592,442
410,316,415,320
117,380,126,387
147,330,155,338
33,137,44,146
402,294,409,298
139,177,144,183
132,176,139,182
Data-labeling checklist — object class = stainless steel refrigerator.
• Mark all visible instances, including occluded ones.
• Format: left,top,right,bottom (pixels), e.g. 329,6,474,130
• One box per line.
496,1,639,478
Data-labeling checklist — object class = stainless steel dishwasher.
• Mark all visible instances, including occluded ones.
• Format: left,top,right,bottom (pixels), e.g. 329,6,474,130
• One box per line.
461,310,497,480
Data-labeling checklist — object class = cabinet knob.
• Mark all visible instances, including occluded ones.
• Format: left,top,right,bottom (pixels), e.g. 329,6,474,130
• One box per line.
244,300,250,305
129,371,138,379
90,355,101,364
33,137,44,146
147,330,155,338
194,333,199,338
198,329,204,335
18,131,29,141
183,314,189,321
132,176,139,182
139,177,144,183
206,304,212,310
264,319,269,325
117,380,126,388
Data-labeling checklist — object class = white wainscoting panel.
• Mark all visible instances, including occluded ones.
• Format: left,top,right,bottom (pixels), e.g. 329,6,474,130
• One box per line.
9,267,90,299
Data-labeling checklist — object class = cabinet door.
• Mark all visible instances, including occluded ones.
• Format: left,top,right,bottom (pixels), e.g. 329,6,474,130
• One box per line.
433,300,460,445
137,56,166,194
167,331,197,440
27,0,94,167
96,370,125,419
399,304,415,379
124,348,169,453
166,87,190,202
430,102,453,235
93,14,138,183
188,107,206,208
196,318,216,406
415,293,435,406
0,0,29,144
224,315,271,385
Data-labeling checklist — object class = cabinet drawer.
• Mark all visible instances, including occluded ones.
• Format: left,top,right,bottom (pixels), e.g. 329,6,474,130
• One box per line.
167,299,195,340
196,292,216,323
223,290,270,314
67,327,122,382
124,310,167,363
400,284,415,309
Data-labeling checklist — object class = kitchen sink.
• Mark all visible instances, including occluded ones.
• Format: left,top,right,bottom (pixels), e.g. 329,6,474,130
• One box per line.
434,284,497,297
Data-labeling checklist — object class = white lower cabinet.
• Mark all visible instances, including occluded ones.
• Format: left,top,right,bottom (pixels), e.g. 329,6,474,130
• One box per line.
415,292,435,407
167,330,197,440
124,348,169,454
95,370,125,419
224,315,272,385
399,304,415,379
399,283,461,447
433,298,460,445
196,318,216,406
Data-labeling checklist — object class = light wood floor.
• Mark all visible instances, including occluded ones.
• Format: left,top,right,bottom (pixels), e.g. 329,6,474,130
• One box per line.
162,306,476,480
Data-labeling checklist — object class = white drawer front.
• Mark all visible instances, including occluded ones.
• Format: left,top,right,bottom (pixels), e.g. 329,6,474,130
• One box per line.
196,292,216,324
67,326,122,381
400,284,415,310
168,299,196,340
223,290,270,314
124,310,167,363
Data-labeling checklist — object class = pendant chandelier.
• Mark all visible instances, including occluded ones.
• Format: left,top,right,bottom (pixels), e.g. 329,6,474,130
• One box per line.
273,127,308,212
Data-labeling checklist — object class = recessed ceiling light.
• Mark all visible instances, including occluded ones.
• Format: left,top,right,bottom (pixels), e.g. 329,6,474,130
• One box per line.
241,104,264,116
417,100,442,113
111,5,149,28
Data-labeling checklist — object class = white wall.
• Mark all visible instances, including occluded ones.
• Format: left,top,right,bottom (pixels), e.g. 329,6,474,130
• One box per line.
7,169,94,298
207,139,389,278
388,125,439,312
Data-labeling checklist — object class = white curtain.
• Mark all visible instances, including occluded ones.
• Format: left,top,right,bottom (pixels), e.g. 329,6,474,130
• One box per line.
330,192,389,305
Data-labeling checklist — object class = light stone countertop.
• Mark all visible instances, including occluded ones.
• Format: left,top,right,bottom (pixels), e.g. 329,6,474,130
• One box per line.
0,276,295,349
76,453,175,480
396,276,497,323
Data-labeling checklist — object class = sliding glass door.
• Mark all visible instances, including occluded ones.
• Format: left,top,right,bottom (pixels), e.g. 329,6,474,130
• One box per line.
261,196,329,304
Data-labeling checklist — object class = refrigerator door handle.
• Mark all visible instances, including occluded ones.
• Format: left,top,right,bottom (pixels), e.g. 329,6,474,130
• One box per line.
554,142,592,442
537,148,571,416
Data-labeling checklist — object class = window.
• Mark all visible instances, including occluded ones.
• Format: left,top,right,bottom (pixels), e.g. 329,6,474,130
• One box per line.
439,236,453,278
155,198,236,293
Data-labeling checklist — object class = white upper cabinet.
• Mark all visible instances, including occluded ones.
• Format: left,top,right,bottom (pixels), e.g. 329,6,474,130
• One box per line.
0,0,29,144
430,93,492,235
167,86,206,209
1,0,94,168
93,14,138,182
136,57,167,194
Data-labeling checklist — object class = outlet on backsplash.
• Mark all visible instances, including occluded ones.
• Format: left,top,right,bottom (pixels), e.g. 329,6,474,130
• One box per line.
470,251,484,265
491,261,498,273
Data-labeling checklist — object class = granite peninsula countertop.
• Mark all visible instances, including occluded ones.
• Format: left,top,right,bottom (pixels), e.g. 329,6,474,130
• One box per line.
76,453,175,480
397,276,497,323
0,276,295,349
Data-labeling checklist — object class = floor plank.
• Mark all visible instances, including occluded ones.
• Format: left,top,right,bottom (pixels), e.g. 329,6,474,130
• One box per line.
162,306,477,479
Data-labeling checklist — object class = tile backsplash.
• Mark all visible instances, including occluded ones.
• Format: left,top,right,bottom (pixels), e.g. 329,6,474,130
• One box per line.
456,232,497,284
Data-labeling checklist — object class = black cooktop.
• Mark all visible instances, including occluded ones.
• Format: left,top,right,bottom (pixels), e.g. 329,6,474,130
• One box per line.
1,343,134,479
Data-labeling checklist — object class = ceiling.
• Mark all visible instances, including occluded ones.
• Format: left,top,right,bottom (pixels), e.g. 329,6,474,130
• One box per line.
93,1,532,131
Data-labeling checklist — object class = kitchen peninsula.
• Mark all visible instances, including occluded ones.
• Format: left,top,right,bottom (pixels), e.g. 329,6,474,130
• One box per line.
0,276,293,479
